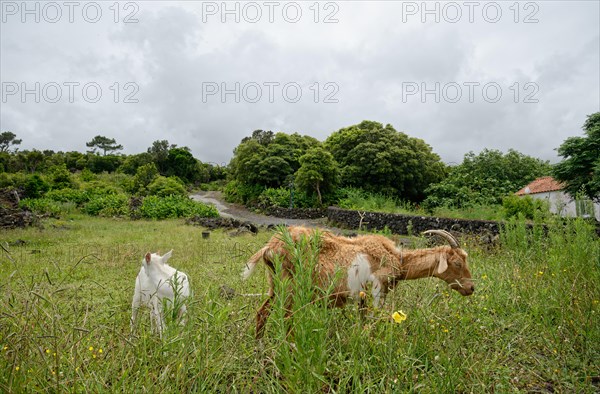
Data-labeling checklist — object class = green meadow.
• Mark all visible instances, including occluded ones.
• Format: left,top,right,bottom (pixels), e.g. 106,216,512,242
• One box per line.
1,215,599,392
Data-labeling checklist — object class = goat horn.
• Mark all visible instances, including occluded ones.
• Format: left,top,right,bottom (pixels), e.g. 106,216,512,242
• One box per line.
423,230,460,249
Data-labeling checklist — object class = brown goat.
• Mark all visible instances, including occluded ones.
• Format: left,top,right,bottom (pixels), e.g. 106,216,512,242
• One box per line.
243,226,474,338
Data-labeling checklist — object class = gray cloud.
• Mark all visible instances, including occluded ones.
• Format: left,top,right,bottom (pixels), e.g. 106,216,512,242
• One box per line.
1,1,598,165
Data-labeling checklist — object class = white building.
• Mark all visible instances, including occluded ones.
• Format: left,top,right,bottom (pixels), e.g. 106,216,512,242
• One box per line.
516,176,600,221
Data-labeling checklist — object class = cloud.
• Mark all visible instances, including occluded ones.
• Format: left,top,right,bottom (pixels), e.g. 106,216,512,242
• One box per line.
1,1,598,165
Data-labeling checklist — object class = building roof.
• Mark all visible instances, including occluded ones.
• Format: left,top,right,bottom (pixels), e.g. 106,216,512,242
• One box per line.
515,176,565,196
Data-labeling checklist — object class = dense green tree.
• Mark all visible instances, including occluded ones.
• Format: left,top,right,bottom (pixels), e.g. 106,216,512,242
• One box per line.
164,148,207,184
241,130,274,146
424,149,551,209
119,152,153,175
86,154,123,173
23,150,46,173
63,151,87,171
0,131,22,153
148,140,177,173
553,112,600,202
202,163,228,182
295,147,339,205
229,131,319,189
86,135,123,155
325,121,445,201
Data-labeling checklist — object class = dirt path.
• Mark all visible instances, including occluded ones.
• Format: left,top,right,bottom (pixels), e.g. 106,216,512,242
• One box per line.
190,191,329,228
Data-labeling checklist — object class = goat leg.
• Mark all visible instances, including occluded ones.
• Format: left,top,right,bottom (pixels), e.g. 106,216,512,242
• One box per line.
256,296,273,339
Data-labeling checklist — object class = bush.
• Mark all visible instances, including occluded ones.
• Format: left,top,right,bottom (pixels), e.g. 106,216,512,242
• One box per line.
502,195,549,220
82,194,130,217
257,187,316,209
81,181,121,198
0,172,28,189
80,168,97,182
223,180,264,205
46,188,90,205
146,176,187,197
48,164,75,190
139,195,219,219
336,188,412,213
132,163,159,195
19,198,70,217
23,174,50,199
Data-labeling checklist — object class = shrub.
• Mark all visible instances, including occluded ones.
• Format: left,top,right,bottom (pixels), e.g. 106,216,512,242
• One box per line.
19,198,70,217
80,168,97,182
502,195,549,220
139,195,218,219
81,181,121,198
223,180,264,205
257,187,316,209
336,188,411,213
146,176,187,197
0,172,28,189
82,194,130,217
23,174,50,199
45,188,90,205
48,164,75,190
132,163,159,195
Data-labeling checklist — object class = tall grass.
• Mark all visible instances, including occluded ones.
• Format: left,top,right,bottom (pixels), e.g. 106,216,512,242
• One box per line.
337,188,505,221
1,216,598,392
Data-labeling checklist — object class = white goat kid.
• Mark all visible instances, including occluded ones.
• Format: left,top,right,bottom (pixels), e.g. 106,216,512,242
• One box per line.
130,250,190,336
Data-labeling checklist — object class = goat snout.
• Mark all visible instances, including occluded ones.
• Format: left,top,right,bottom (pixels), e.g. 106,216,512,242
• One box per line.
450,280,474,296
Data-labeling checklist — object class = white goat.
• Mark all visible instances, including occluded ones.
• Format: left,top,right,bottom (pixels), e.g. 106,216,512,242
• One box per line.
130,250,190,336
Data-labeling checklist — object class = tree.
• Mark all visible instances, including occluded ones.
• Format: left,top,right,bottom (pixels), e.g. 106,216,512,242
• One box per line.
133,163,159,195
147,140,177,172
229,131,319,189
553,112,600,202
164,148,207,184
295,147,339,205
325,121,445,201
23,150,45,173
0,131,22,153
423,149,551,209
86,135,123,155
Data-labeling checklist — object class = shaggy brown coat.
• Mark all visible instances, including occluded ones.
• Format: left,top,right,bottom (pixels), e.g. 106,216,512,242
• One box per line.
243,226,474,338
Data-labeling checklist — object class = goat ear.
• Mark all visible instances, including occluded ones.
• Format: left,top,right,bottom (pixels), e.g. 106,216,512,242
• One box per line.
437,253,448,274
145,252,152,264
162,249,173,263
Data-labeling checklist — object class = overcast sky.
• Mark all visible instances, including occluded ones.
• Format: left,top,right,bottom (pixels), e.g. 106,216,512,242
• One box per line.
1,1,598,165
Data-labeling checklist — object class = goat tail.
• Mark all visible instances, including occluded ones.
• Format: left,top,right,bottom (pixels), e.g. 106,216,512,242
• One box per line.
242,246,269,280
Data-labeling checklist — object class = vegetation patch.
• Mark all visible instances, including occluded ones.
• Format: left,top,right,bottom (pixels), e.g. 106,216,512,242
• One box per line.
0,216,598,392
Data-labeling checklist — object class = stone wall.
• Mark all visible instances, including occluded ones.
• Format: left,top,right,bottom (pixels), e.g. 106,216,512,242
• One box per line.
263,207,328,220
327,207,501,235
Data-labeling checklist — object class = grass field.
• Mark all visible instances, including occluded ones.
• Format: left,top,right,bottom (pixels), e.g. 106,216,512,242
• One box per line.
1,214,599,392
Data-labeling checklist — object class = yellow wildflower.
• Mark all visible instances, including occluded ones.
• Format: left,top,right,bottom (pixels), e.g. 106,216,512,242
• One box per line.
359,291,366,299
392,311,407,323
45,349,50,354
98,348,103,354
15,366,20,371
88,346,93,351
